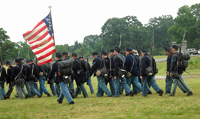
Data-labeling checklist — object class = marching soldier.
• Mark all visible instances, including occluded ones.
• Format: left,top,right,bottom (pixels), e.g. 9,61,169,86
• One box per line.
113,47,134,97
165,47,186,94
125,47,142,95
72,53,88,98
89,52,112,97
11,59,29,99
26,60,42,98
102,51,115,96
63,52,74,93
79,57,94,94
49,52,74,104
5,61,14,99
169,45,193,96
38,63,51,97
0,64,6,100
140,49,163,97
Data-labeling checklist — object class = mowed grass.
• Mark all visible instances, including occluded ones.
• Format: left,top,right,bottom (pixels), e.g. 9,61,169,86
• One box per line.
0,76,200,119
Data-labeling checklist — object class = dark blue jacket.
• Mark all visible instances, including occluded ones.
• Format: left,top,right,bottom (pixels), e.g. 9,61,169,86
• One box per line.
114,57,126,77
140,54,156,77
6,66,13,83
125,53,139,76
64,57,70,61
49,59,63,83
11,64,26,82
89,56,105,77
167,54,172,72
0,66,6,82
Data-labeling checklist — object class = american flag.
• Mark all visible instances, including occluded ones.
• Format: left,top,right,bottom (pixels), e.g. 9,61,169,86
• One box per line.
23,13,56,66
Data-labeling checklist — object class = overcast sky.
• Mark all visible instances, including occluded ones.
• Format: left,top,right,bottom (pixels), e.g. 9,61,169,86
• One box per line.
0,0,199,46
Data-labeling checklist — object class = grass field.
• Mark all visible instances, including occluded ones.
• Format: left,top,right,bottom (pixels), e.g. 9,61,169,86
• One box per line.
0,55,199,119
1,76,200,119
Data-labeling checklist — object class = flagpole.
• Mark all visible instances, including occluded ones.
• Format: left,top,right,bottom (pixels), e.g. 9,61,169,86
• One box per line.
48,6,56,52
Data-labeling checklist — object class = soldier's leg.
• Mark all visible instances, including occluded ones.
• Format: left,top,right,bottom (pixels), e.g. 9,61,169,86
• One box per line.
125,77,132,95
29,81,41,96
114,78,121,97
132,76,142,94
59,81,73,104
80,83,88,98
165,75,172,94
142,77,149,97
177,74,192,93
148,76,162,93
56,83,61,97
0,82,4,100
74,85,81,97
170,78,178,96
97,76,112,97
87,77,94,94
109,78,115,96
16,82,23,99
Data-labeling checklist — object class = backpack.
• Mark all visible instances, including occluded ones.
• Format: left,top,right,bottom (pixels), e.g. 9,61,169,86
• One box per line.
57,60,74,77
177,53,190,69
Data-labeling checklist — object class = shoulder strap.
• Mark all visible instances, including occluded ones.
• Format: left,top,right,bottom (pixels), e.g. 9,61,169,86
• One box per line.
32,64,34,75
14,66,23,81
146,56,152,67
76,59,83,69
97,57,103,69
129,55,136,72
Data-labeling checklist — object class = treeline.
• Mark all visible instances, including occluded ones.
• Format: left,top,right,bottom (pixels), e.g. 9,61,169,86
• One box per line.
1,3,200,64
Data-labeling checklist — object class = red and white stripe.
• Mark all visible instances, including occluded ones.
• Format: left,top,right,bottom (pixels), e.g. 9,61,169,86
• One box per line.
23,20,56,66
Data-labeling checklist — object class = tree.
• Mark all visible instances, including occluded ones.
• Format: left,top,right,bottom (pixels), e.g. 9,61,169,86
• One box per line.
0,28,11,64
83,35,100,49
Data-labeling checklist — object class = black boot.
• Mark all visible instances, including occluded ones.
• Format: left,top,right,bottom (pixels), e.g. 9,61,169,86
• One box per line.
187,92,193,96
57,100,62,104
148,91,152,94
38,95,42,98
69,101,75,105
25,94,29,99
129,91,134,96
158,90,164,96
47,93,51,97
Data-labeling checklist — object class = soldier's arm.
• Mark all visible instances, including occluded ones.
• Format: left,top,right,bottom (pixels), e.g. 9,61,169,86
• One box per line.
89,59,98,77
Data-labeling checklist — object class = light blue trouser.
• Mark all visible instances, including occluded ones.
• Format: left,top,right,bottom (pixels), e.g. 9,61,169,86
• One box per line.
97,76,112,97
143,76,161,97
57,81,73,103
86,77,94,94
75,83,88,98
114,77,132,97
6,83,14,98
15,79,28,99
105,78,115,96
165,75,186,94
171,74,192,96
29,80,41,97
56,83,61,97
25,82,31,95
68,77,74,91
49,79,56,96
0,81,4,100
126,76,142,95
39,76,49,95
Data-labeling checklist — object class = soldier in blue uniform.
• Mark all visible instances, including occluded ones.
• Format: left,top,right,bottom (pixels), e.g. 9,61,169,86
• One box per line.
113,47,134,97
11,59,29,99
0,64,6,100
89,52,112,97
49,52,74,104
63,52,74,93
72,53,88,98
169,45,193,96
165,47,186,94
102,51,115,96
4,61,14,99
140,49,163,97
79,57,94,94
26,60,42,98
125,47,142,95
